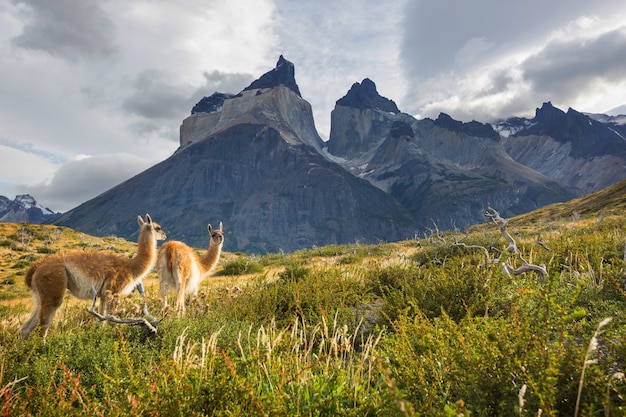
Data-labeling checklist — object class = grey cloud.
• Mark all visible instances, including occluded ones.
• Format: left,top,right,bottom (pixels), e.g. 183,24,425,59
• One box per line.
25,154,154,212
11,0,117,62
123,69,253,122
197,70,254,96
522,27,626,105
122,70,191,120
125,119,180,145
400,0,620,80
477,68,516,98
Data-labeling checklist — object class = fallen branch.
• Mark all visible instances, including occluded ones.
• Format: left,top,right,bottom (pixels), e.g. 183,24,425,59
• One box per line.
87,284,165,334
536,233,550,251
505,254,548,284
452,238,491,266
484,206,548,284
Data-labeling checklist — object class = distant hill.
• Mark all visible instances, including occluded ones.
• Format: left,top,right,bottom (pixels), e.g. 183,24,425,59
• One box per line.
0,194,59,224
506,177,626,227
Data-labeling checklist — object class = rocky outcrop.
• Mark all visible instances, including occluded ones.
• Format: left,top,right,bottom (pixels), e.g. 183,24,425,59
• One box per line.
335,78,399,113
325,81,576,228
433,113,500,141
52,123,418,253
180,57,323,153
326,79,403,159
243,55,301,97
48,58,626,252
191,92,235,114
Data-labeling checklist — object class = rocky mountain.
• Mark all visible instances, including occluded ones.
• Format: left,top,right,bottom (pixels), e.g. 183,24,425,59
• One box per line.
325,81,576,230
496,102,626,193
48,56,626,253
180,55,324,154
0,194,59,223
51,57,418,253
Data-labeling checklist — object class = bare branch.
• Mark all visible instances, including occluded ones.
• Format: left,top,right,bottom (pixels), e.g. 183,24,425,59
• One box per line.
536,233,550,251
87,288,165,335
452,241,491,266
485,206,548,284
510,255,547,284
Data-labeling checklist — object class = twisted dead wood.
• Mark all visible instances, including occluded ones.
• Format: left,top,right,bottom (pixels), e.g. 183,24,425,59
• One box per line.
484,206,547,283
87,282,166,334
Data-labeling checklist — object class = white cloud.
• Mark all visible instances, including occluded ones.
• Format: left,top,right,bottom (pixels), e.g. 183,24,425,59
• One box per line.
0,143,58,185
406,11,626,122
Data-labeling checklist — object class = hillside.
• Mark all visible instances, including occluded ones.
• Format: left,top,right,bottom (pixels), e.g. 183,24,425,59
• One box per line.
2,177,626,414
505,177,626,227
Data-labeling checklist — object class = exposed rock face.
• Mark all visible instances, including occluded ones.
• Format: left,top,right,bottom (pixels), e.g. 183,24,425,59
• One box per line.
500,102,626,193
326,79,402,158
52,59,418,253
48,58,626,252
336,78,399,113
53,124,417,253
191,92,235,114
433,113,500,141
326,82,577,229
243,55,302,97
0,194,59,223
180,57,323,153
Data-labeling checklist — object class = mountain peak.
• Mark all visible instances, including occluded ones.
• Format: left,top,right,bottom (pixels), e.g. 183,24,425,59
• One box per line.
336,78,399,113
243,55,301,97
534,101,566,123
511,102,626,158
0,194,59,223
191,92,235,115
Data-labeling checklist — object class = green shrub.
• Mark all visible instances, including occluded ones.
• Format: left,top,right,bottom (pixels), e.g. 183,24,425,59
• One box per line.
218,257,264,275
278,263,310,282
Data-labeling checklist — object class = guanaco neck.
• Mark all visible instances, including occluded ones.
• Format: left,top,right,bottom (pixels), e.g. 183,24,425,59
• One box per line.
199,240,222,274
130,225,158,275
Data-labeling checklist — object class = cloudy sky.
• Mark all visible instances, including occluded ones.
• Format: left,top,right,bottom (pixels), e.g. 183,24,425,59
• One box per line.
1,0,626,212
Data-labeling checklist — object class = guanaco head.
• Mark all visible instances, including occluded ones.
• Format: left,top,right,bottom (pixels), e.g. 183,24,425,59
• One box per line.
208,221,224,246
138,214,167,241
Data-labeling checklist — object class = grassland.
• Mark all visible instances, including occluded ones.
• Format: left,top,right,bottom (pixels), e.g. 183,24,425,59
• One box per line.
2,196,626,415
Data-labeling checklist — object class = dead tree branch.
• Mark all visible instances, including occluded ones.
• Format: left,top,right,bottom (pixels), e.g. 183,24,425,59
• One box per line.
87,283,165,334
484,206,548,284
536,233,551,251
452,238,491,267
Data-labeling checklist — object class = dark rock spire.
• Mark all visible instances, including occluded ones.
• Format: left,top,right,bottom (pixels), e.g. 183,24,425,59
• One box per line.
336,78,399,113
243,55,301,97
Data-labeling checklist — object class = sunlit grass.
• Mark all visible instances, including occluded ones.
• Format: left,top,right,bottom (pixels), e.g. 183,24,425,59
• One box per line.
1,212,626,415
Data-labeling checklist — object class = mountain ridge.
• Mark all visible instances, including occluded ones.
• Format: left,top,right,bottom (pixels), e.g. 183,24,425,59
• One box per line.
51,58,419,252
44,56,626,252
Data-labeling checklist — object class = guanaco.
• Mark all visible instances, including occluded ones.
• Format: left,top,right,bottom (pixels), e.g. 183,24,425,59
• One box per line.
157,222,224,314
20,214,166,339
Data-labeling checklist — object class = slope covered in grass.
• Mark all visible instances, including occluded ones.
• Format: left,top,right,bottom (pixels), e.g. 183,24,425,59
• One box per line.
2,183,626,415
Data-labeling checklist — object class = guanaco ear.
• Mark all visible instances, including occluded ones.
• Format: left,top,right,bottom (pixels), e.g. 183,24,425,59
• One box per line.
207,224,212,233
218,221,223,231
137,215,145,226
145,214,152,224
